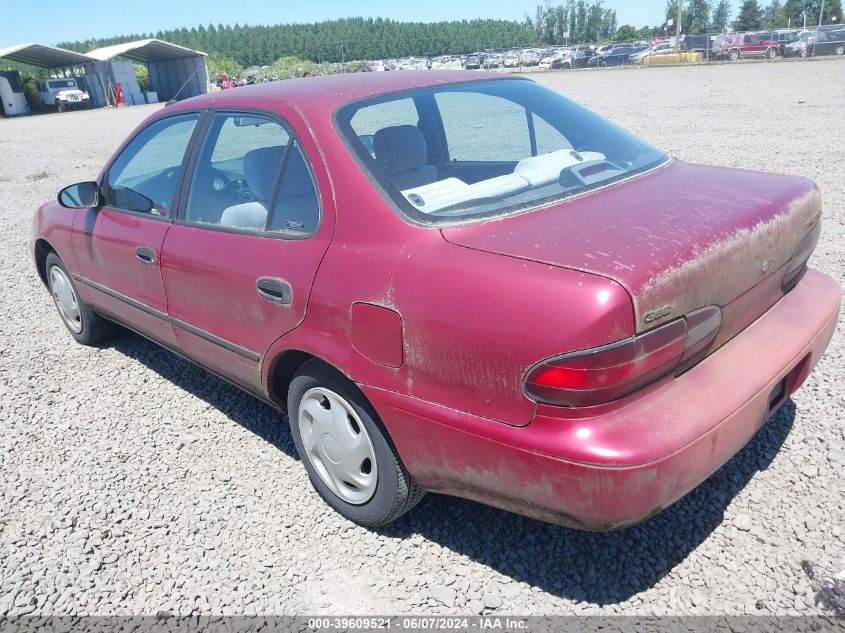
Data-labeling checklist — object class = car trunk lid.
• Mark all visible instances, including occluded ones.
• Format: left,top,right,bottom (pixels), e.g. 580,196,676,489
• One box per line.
441,160,821,349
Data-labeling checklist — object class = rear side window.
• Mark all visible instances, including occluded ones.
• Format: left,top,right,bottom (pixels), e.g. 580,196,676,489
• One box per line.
184,112,320,236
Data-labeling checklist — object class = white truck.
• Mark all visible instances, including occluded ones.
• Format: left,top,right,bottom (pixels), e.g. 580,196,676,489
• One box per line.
36,77,90,112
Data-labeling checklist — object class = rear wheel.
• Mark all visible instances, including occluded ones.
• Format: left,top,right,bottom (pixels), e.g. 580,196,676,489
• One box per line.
288,360,425,527
836,44,844,56
45,252,117,345
729,49,740,61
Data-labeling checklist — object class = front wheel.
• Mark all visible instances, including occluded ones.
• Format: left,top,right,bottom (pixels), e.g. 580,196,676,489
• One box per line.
600,60,608,67
729,49,740,61
45,252,118,345
836,44,844,56
765,47,778,60
288,360,425,527
56,102,66,113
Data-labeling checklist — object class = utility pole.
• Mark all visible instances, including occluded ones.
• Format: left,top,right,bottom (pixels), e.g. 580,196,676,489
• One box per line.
676,0,683,51
819,0,825,26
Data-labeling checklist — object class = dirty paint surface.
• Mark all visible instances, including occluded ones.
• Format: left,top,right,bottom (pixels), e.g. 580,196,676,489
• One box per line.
443,161,821,336
362,269,839,528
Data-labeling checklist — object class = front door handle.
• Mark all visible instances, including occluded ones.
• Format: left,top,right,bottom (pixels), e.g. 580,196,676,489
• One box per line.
256,277,292,305
135,246,156,265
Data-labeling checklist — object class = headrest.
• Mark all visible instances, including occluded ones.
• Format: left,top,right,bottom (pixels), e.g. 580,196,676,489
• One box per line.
373,125,428,175
244,145,286,200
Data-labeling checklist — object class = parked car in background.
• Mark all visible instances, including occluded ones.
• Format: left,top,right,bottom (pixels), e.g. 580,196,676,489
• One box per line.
520,49,541,65
629,42,674,63
503,52,519,67
36,77,91,112
464,55,481,70
772,30,801,55
565,49,596,68
681,33,714,55
713,32,780,60
785,28,845,57
589,45,645,67
539,52,566,69
484,53,502,68
35,71,839,530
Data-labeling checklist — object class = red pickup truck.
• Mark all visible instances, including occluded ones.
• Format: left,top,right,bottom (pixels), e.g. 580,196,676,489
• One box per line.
713,32,780,60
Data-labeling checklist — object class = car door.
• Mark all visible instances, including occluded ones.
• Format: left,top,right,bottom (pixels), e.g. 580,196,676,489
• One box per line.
160,108,332,394
71,112,202,346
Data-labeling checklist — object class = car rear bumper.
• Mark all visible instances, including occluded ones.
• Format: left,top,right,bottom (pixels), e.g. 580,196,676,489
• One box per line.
362,268,840,530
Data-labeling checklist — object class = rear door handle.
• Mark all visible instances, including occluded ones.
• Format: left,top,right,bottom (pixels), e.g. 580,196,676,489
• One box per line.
256,277,292,305
135,246,156,265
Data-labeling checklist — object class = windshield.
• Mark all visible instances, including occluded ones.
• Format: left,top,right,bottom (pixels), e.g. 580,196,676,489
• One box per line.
48,80,77,89
337,78,667,225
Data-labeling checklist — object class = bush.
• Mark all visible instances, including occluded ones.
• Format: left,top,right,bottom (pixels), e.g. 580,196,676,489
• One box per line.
134,63,150,92
22,76,40,112
207,52,243,80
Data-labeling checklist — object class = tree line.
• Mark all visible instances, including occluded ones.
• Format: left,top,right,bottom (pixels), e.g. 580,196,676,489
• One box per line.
665,0,842,34
57,18,535,67
49,0,845,75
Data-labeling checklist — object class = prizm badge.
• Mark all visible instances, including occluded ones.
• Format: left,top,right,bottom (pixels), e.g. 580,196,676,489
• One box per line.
644,304,673,324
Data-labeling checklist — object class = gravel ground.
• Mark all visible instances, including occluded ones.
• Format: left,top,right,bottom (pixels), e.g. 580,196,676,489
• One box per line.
0,60,843,617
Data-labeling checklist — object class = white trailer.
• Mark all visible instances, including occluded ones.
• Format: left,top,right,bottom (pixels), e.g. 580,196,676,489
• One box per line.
0,70,29,116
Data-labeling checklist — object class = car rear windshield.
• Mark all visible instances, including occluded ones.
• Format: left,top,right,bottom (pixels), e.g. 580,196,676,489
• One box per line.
336,78,667,225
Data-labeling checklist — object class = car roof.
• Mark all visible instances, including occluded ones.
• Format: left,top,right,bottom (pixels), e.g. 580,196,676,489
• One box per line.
179,70,509,113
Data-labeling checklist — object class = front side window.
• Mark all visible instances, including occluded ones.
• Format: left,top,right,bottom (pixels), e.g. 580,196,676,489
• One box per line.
105,113,200,216
338,78,667,225
185,112,320,235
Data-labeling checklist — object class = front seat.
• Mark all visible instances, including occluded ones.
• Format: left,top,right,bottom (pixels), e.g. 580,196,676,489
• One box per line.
373,125,437,190
220,145,287,230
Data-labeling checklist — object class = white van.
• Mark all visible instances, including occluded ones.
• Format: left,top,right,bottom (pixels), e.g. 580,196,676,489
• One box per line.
0,70,29,116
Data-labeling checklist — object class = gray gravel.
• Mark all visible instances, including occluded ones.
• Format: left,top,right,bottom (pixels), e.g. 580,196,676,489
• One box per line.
0,59,843,616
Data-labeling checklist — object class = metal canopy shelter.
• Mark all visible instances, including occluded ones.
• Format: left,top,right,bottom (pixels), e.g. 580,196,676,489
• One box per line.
0,42,93,68
87,39,209,102
0,43,107,107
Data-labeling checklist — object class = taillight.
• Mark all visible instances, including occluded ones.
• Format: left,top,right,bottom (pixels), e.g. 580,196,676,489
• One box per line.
782,230,816,293
524,306,721,407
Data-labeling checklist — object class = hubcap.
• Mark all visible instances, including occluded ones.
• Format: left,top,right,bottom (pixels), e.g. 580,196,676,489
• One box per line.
49,266,83,333
298,387,378,504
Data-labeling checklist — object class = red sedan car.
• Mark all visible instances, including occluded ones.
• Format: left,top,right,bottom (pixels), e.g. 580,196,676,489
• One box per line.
32,72,840,529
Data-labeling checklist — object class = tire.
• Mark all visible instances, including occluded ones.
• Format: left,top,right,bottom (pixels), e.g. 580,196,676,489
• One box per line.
288,359,425,527
600,60,608,67
45,252,117,345
836,45,844,56
729,49,740,61
56,102,66,113
765,47,777,60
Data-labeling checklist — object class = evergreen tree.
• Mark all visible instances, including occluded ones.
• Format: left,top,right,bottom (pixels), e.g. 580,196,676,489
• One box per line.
762,0,784,28
686,0,713,33
710,0,734,31
735,0,764,30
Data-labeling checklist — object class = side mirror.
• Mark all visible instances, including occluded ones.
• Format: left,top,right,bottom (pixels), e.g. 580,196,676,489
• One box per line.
58,181,101,209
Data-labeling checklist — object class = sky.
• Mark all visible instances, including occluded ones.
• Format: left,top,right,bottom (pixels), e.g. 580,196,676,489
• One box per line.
1,0,690,48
